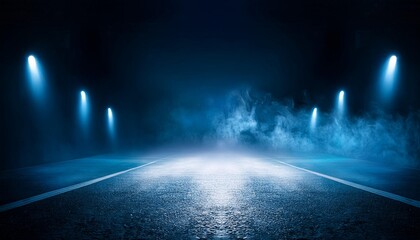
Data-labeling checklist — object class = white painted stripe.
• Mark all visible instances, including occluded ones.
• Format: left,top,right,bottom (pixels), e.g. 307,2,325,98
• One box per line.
276,160,420,208
0,161,159,213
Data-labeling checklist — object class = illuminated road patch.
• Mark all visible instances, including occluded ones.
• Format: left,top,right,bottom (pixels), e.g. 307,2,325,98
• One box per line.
1,151,419,239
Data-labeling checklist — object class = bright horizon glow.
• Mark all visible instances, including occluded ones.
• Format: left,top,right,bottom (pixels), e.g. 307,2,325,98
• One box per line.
310,107,317,131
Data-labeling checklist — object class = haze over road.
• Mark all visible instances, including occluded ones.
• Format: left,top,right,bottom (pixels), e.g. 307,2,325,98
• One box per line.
1,150,419,239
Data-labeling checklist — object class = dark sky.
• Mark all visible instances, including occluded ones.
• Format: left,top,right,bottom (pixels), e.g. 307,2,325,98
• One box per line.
1,0,420,168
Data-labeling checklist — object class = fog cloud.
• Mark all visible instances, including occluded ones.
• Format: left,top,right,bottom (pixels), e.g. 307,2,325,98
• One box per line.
167,88,420,167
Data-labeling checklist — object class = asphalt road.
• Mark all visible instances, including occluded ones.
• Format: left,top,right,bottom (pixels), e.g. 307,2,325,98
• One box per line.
0,151,419,239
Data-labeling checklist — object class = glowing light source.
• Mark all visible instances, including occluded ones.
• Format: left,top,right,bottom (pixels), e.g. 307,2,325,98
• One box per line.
79,90,89,130
28,56,37,73
337,90,345,116
381,55,398,103
27,55,44,100
28,55,40,81
81,91,86,102
108,107,113,120
310,107,317,131
107,107,114,138
386,55,397,79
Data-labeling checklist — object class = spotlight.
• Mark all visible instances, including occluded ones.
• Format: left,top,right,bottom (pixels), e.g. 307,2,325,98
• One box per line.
28,55,37,74
386,55,397,80
311,107,317,130
27,55,44,100
337,90,345,116
81,91,86,103
381,55,398,103
107,107,114,138
108,108,113,121
79,90,89,129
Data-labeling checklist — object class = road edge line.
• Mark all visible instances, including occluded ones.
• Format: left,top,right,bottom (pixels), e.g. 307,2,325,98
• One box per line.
0,160,159,213
275,159,420,208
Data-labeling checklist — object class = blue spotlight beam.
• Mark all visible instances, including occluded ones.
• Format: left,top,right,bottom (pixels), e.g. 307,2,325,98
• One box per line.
337,90,345,117
28,55,39,79
79,90,89,130
381,55,398,103
310,107,317,131
386,55,397,82
27,55,44,101
107,107,115,139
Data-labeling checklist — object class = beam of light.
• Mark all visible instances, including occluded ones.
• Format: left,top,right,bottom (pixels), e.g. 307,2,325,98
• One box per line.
386,55,397,80
337,90,345,117
310,107,317,131
28,56,38,76
27,55,44,100
79,90,89,130
81,91,86,102
108,107,113,121
381,55,398,103
107,107,114,138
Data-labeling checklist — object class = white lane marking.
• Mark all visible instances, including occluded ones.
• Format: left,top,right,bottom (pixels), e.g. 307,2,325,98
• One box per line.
0,161,159,213
275,160,420,208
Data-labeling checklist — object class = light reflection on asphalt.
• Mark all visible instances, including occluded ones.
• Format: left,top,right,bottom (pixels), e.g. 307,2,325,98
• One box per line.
140,152,299,238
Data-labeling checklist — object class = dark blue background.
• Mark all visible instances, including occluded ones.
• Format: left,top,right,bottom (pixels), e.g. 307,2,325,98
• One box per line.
1,0,420,169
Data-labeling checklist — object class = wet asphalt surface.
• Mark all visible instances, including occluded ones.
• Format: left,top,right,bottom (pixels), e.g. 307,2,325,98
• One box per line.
0,152,419,239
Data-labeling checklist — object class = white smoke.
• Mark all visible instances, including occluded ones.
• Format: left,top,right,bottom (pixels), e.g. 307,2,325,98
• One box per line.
212,89,420,167
165,88,420,167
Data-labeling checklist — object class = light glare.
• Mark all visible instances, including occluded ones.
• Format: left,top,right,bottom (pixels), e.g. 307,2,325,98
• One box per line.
337,90,345,116
28,56,37,72
107,107,115,139
339,91,344,101
81,91,86,102
27,55,44,101
386,55,397,78
310,107,317,130
28,55,39,80
108,108,113,120
79,90,89,130
381,55,398,103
